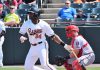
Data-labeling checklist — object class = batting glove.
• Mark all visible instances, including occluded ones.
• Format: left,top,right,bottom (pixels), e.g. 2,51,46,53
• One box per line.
64,44,73,53
20,36,27,43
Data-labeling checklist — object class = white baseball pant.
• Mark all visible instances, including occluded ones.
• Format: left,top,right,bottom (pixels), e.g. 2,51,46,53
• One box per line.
67,53,95,66
24,41,56,70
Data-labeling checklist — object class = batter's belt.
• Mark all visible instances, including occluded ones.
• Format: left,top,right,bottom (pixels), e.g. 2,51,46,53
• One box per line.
31,41,42,46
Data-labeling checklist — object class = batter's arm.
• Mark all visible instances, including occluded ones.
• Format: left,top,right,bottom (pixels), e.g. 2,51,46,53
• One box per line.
51,34,72,52
51,34,64,44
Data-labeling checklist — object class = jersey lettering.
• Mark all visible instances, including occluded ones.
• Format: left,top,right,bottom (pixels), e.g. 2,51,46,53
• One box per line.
28,28,42,39
35,34,42,39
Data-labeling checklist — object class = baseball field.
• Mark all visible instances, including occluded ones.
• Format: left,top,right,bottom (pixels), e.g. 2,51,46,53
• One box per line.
0,65,100,70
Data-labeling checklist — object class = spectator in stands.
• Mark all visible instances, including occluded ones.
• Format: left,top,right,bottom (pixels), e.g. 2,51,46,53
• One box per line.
23,0,38,8
23,0,43,15
96,0,100,2
4,0,18,9
0,4,7,21
76,9,87,18
56,0,76,22
4,5,20,27
74,0,86,3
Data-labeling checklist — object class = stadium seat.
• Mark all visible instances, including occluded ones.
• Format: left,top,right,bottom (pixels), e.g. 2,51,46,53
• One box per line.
15,9,28,24
89,13,100,18
82,3,97,8
92,8,100,14
18,4,31,11
73,18,87,25
71,3,83,9
82,8,92,14
96,2,100,8
86,18,100,25
3,8,10,13
15,9,27,15
87,18,100,21
3,3,10,13
74,18,87,21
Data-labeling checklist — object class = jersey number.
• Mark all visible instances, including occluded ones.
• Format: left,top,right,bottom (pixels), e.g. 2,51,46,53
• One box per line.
35,34,41,39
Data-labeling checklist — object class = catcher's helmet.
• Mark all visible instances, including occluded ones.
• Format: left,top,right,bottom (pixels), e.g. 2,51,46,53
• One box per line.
27,7,40,17
66,25,79,38
66,25,79,32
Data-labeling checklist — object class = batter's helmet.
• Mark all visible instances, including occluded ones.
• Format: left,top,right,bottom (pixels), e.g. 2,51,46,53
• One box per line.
66,25,79,32
27,7,40,17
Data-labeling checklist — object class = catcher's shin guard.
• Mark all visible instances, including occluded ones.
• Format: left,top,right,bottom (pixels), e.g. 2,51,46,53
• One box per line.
63,60,73,70
72,60,83,70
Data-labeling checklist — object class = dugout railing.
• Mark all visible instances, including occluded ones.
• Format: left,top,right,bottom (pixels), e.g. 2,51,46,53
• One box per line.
49,21,100,27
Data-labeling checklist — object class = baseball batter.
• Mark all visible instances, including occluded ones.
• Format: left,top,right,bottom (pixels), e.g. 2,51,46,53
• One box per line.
0,21,6,67
63,25,95,70
19,7,69,70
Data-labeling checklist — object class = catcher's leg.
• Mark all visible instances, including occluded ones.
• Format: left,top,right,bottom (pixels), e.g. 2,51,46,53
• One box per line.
72,60,86,70
63,60,73,70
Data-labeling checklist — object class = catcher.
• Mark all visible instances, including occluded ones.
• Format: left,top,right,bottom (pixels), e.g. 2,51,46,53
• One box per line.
55,25,95,70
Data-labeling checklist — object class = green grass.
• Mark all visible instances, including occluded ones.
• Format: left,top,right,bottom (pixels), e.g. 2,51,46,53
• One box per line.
57,67,100,70
87,67,100,70
0,66,100,70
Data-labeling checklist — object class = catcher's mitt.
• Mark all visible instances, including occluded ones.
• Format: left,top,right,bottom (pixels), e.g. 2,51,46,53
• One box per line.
54,55,66,66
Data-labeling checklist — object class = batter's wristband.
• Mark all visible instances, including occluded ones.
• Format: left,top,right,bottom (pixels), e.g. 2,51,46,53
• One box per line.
60,42,65,46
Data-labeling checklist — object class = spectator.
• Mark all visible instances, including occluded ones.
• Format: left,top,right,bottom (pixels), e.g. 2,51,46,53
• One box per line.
23,0,38,8
4,0,18,9
4,5,20,27
95,0,100,2
23,0,43,19
76,9,87,18
56,0,76,22
0,4,7,21
74,0,86,3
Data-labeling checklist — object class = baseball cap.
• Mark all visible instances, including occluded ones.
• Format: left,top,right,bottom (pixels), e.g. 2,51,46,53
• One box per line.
0,4,3,8
9,5,15,9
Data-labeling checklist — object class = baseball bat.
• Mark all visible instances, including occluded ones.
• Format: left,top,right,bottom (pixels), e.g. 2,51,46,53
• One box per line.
71,50,78,60
71,49,84,70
